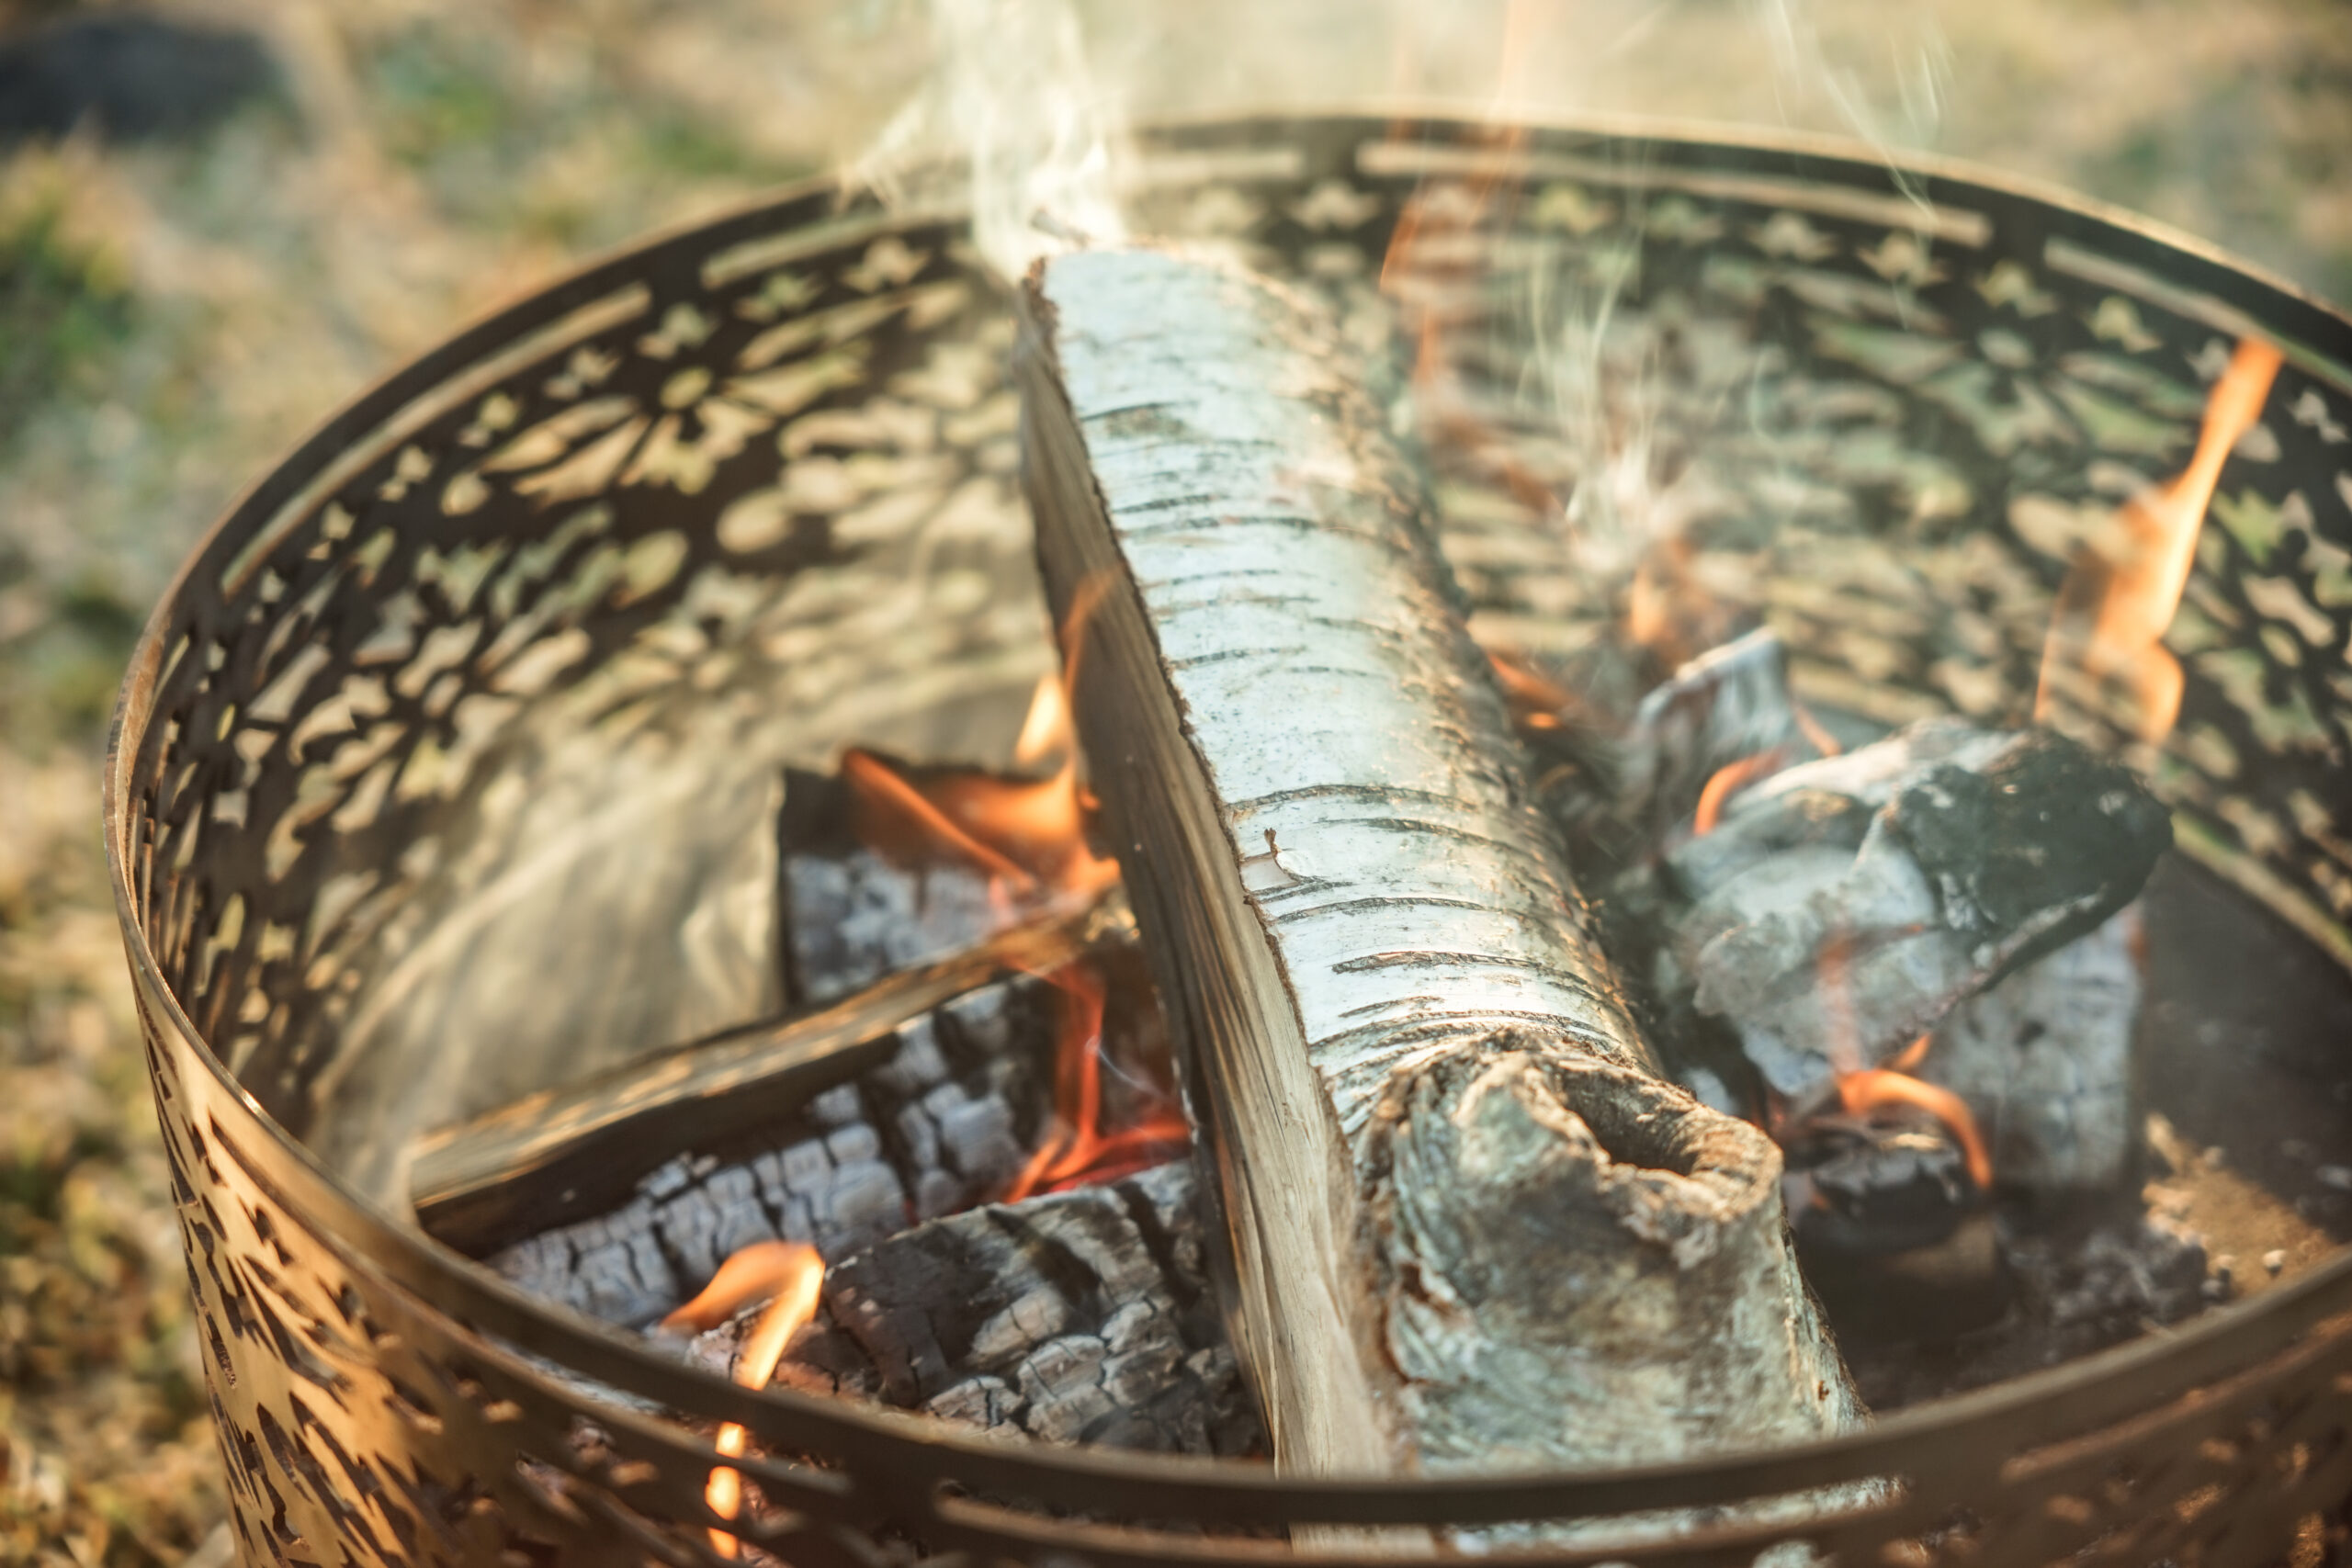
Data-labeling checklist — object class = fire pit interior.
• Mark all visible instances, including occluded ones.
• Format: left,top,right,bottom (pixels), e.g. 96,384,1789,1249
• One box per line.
108,114,2352,1565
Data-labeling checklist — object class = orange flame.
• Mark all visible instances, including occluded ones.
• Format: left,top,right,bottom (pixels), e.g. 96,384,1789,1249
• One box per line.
1487,649,1574,732
1886,1032,1932,1074
1001,958,1190,1203
660,1242,825,1559
1835,1068,1994,1192
2036,337,2283,742
842,673,1120,912
1813,940,1995,1192
842,602,1184,1204
1378,18,1556,515
1693,750,1787,835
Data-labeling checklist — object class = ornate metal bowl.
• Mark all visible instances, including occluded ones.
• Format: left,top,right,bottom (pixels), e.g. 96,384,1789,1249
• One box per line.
107,112,2352,1566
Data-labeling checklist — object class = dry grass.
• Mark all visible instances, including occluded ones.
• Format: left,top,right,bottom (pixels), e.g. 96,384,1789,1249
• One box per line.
0,0,2344,1561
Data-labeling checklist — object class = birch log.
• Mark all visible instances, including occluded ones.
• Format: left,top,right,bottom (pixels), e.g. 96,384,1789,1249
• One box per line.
1018,246,1861,1489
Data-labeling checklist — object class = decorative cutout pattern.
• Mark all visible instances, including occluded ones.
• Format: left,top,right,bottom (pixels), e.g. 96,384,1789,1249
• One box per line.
109,115,2352,1565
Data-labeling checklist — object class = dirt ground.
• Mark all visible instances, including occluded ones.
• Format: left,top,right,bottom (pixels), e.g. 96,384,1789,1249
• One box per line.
1,0,2346,1562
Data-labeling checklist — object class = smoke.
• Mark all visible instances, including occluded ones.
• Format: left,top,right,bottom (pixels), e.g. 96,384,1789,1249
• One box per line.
1749,0,1954,203
852,0,1126,280
846,0,1960,580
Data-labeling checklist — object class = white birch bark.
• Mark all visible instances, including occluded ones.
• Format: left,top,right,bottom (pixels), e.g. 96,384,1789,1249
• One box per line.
1018,245,1862,1495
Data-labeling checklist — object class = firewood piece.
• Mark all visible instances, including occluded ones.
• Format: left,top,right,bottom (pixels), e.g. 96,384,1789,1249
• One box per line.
1923,905,2143,1190
690,1162,1264,1459
410,897,1115,1253
1019,246,1860,1486
1662,720,2169,1100
484,977,1057,1325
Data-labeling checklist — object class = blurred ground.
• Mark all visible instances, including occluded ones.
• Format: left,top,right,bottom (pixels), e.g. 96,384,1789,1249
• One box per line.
0,0,2345,1562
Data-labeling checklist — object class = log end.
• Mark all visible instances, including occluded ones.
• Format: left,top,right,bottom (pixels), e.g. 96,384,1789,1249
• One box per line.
1362,1033,1863,1472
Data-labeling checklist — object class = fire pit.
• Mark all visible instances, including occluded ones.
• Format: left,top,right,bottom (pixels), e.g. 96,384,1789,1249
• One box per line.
106,112,2352,1565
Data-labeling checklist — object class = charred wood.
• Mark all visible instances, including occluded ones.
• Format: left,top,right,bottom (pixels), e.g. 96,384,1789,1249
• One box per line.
778,761,1006,1007
483,976,1054,1325
1923,905,2143,1191
1019,245,1862,1496
1660,719,2169,1106
1783,1106,1984,1260
1616,627,1824,849
409,894,1119,1255
690,1161,1262,1458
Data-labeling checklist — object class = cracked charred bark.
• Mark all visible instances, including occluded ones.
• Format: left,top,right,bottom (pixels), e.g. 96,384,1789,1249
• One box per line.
689,1161,1264,1458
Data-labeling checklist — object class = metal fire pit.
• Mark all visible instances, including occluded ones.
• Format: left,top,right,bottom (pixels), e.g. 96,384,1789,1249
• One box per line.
107,112,2352,1566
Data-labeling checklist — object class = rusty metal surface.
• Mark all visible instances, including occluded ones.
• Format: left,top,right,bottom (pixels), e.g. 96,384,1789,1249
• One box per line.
106,112,2352,1565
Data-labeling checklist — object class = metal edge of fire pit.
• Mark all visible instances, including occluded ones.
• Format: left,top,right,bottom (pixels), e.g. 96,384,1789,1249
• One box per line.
105,109,2352,1567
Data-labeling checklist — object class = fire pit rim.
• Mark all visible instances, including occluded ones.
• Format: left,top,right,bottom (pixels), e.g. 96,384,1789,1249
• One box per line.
104,107,2352,1535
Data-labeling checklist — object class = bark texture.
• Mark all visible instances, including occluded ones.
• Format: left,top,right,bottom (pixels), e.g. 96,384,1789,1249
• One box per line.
1019,245,1860,1486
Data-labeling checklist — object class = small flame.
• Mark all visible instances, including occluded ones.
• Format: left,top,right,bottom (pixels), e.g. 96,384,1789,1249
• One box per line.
660,1242,825,1559
843,587,1183,1203
1810,941,1994,1191
1378,19,1554,516
1835,1068,1993,1191
1487,648,1574,732
1014,670,1072,766
1692,750,1787,835
1886,1032,1932,1074
1001,958,1189,1202
841,672,1119,914
2036,337,2283,742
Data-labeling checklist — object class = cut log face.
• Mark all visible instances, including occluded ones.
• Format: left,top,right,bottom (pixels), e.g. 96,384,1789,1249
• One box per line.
1020,244,1860,1489
1663,720,2169,1100
729,1161,1263,1458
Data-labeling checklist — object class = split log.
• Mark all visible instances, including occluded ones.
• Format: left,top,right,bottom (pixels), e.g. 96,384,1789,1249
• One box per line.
1659,719,2168,1122
410,896,1115,1255
688,1161,1264,1458
482,971,1060,1325
1018,245,1862,1495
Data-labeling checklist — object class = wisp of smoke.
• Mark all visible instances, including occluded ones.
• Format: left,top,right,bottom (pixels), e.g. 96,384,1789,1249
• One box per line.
854,0,1127,279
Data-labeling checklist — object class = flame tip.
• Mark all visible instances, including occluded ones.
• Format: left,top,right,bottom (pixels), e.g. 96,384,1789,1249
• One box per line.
2036,333,2281,744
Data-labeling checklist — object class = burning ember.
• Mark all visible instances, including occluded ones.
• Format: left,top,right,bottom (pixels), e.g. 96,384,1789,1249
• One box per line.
2037,337,2284,742
1691,750,1787,837
1827,1034,1995,1194
660,1242,826,1557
